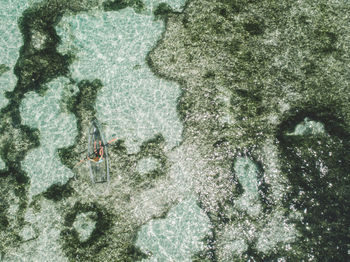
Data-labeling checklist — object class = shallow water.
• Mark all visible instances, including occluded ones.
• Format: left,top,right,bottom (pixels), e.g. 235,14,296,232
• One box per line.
20,77,78,198
136,197,211,261
0,0,349,261
0,0,42,108
56,3,184,154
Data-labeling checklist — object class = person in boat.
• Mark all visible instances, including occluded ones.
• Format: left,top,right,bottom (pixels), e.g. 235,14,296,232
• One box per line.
89,140,104,163
74,137,118,167
87,137,118,163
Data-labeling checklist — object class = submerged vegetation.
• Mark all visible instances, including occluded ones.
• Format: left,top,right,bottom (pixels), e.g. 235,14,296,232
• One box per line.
148,0,350,260
0,0,349,261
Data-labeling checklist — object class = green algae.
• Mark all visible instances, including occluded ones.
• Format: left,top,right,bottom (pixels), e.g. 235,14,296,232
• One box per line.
103,0,145,12
0,0,45,109
0,175,23,257
0,0,106,259
0,64,10,76
60,201,113,260
278,110,350,260
57,79,103,170
43,183,74,202
256,210,297,254
0,0,349,261
49,9,191,259
57,112,173,261
153,3,173,20
0,0,79,195
4,198,68,262
59,200,148,262
147,0,350,260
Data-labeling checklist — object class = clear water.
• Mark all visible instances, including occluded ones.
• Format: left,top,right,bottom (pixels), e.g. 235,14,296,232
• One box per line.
233,157,261,217
1,0,348,261
0,0,42,109
287,117,325,136
56,3,184,154
136,156,161,175
136,197,211,261
0,157,4,170
73,211,97,242
5,199,67,262
20,77,78,198
53,2,216,259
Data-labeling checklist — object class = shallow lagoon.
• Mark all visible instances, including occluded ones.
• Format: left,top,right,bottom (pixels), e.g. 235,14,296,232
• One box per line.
56,3,184,154
0,0,43,109
0,0,349,261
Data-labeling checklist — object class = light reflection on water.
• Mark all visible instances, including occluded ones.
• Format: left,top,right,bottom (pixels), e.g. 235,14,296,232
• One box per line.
1,0,346,261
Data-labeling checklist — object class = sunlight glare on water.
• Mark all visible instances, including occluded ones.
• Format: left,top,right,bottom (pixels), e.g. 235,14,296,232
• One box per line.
56,0,186,154
4,199,67,262
0,157,5,170
20,77,78,199
136,197,211,261
234,157,261,217
0,0,43,109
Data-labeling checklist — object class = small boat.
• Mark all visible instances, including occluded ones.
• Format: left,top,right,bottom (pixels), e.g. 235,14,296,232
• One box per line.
88,119,110,183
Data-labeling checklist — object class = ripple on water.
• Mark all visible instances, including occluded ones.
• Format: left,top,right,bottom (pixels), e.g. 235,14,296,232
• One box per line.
55,1,185,153
136,197,211,261
4,199,67,262
0,0,43,109
0,157,5,170
234,157,261,217
20,77,78,199
136,156,161,175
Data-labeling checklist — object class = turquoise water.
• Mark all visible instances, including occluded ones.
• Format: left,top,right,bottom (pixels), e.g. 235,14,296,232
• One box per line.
5,199,67,262
20,77,78,199
287,117,325,136
0,0,42,109
3,0,210,260
0,157,4,170
56,3,184,154
136,156,161,175
136,197,211,261
1,0,349,261
73,211,97,242
233,157,261,217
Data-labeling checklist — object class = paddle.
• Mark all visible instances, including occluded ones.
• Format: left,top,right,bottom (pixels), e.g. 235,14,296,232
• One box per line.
73,137,118,168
